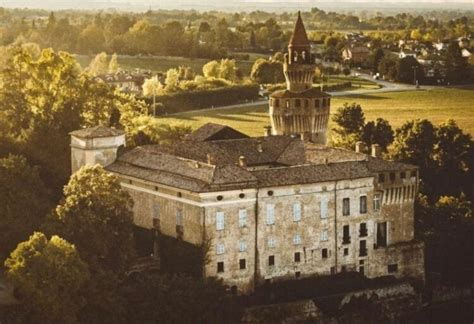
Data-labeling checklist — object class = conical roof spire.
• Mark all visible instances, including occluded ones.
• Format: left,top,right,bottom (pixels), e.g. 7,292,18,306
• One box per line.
289,11,310,47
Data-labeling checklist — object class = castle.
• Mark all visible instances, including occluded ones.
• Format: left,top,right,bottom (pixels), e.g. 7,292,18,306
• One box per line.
70,14,424,294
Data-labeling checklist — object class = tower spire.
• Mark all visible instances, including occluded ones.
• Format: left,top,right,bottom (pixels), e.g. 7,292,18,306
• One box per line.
289,11,310,47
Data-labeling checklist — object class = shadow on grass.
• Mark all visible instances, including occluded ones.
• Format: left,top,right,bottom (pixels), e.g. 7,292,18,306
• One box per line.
337,93,390,100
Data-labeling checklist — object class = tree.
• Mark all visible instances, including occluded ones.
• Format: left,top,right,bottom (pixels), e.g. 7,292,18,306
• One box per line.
370,48,384,73
0,155,51,263
219,59,238,82
142,76,164,115
108,53,120,73
250,58,284,84
445,41,470,84
362,118,394,151
51,165,135,274
202,60,220,78
5,232,89,323
416,195,473,285
165,68,180,90
378,57,398,80
397,56,423,84
88,52,109,76
77,24,105,54
389,119,437,196
123,273,242,323
0,48,147,198
331,103,366,149
433,119,473,198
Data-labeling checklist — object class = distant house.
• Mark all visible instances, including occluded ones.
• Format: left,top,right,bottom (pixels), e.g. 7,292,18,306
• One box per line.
399,50,417,59
94,70,152,94
341,45,370,65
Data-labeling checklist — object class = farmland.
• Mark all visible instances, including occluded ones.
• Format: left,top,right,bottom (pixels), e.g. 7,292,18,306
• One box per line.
153,88,474,136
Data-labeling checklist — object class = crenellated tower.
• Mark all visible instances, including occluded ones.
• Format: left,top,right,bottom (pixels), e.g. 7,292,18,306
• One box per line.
269,12,331,144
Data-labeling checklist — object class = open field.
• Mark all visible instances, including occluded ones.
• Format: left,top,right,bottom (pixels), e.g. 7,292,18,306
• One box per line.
154,88,474,136
75,54,258,76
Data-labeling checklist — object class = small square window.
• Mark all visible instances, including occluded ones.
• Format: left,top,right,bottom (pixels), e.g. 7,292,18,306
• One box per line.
341,265,347,272
239,259,246,270
359,196,367,214
238,209,247,228
295,271,301,278
388,263,398,273
321,230,328,242
216,243,225,255
267,237,276,248
390,172,396,182
343,198,350,216
293,234,302,245
322,248,328,258
344,248,349,256
217,262,224,273
239,241,247,252
359,260,365,265
379,174,385,183
294,252,301,262
268,255,275,266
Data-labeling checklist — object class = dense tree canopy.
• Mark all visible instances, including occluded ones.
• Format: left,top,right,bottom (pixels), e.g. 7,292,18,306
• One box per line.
5,232,89,323
0,154,51,263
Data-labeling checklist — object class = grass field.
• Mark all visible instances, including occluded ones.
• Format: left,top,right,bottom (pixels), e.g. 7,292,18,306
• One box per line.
154,88,474,136
75,54,258,76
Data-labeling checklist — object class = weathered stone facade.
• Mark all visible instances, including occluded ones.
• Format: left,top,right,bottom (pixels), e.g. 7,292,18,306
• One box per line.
69,14,424,296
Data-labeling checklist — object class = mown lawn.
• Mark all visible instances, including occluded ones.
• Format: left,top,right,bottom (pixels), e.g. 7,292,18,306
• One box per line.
75,54,256,76
154,88,474,136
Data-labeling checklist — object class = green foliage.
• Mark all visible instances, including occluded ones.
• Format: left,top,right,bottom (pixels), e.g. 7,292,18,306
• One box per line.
250,58,285,84
122,273,242,323
87,52,109,76
397,56,423,84
5,232,89,323
0,47,147,197
378,56,398,81
51,165,135,274
331,103,365,148
108,53,120,73
362,118,394,151
389,119,472,200
0,155,51,263
416,195,473,285
202,59,238,81
152,83,259,114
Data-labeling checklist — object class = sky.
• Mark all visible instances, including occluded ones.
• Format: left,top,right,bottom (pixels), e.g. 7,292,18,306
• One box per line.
0,0,472,11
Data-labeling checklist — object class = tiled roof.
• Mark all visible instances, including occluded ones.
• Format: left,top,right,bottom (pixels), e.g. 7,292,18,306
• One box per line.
270,88,330,99
106,124,416,192
184,123,249,142
70,126,124,138
289,12,310,47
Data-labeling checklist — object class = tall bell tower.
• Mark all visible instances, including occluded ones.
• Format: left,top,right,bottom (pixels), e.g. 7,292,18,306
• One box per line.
269,12,331,144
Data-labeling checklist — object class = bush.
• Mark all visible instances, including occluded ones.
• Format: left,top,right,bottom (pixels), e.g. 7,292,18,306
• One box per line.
148,83,260,114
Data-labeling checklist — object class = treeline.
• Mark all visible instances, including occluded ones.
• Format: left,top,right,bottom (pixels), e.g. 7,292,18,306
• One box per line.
0,7,471,58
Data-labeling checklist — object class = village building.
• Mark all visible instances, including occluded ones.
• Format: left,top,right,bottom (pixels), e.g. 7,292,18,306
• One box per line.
70,13,425,294
341,45,371,66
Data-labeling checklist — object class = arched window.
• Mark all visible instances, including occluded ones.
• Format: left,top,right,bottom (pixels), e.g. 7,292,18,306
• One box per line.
294,51,298,62
302,51,306,61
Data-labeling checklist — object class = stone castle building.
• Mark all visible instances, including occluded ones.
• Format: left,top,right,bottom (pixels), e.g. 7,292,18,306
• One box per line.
70,14,424,294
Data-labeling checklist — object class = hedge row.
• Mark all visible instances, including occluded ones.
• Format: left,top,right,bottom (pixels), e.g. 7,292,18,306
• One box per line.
266,81,352,93
147,83,260,115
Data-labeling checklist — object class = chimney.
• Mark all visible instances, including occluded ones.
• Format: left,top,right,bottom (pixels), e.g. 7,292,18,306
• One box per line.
355,141,366,153
239,156,247,167
207,153,216,165
263,126,272,137
371,144,382,158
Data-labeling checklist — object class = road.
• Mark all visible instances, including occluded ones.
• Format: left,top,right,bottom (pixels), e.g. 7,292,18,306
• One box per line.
165,75,433,116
